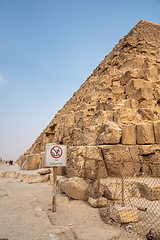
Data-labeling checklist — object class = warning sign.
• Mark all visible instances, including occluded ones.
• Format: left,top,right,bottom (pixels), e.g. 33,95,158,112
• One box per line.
50,146,63,159
44,144,67,167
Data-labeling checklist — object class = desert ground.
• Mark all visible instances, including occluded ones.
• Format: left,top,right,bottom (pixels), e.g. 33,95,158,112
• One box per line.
0,162,145,240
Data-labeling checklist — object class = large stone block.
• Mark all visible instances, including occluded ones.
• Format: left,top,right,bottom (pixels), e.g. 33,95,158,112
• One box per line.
61,177,88,200
94,110,113,125
138,182,160,200
84,146,105,180
140,154,160,177
23,174,50,184
88,197,108,208
139,145,155,155
112,85,124,94
2,171,16,178
64,113,75,126
128,87,153,100
101,145,135,177
114,108,142,123
138,108,158,121
100,178,122,200
82,125,101,146
125,79,153,95
70,128,83,146
66,146,105,180
97,122,122,145
121,123,136,145
136,122,155,144
66,146,85,178
154,121,160,144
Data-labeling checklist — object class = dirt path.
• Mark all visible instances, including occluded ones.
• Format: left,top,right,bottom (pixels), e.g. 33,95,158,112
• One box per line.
0,162,145,240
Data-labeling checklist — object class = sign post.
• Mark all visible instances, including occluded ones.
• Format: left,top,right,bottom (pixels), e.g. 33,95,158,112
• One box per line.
44,144,67,212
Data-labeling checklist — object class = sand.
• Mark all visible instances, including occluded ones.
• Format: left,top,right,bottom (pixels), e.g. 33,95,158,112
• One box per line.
0,162,144,240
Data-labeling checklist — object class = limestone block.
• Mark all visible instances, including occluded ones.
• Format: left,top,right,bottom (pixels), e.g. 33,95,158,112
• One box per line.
120,71,132,85
58,126,65,143
97,121,122,145
27,153,44,170
64,113,75,127
70,128,82,146
77,115,95,129
82,125,101,146
84,146,104,180
101,145,135,177
128,146,141,175
114,109,142,123
88,197,108,208
138,182,160,200
125,79,153,95
61,177,88,200
110,205,139,223
112,85,124,94
2,171,16,178
140,154,160,177
66,146,86,178
23,174,50,184
138,108,158,121
104,183,121,200
154,121,160,144
99,75,112,87
121,123,136,145
66,146,104,180
37,168,51,175
128,87,153,100
74,110,83,123
136,122,155,144
139,145,155,155
94,110,113,125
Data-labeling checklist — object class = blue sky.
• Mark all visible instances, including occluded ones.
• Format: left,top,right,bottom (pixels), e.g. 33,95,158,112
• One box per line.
0,0,160,161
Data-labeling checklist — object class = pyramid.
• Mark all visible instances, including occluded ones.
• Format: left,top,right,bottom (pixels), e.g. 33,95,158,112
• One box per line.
17,20,160,179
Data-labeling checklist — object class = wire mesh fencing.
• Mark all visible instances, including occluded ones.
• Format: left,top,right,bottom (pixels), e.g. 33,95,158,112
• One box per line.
90,159,160,239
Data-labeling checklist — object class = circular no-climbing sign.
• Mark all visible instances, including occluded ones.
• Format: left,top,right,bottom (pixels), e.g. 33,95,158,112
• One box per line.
50,146,63,159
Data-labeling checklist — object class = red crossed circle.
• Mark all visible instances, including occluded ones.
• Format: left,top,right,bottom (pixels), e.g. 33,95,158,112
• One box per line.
50,146,63,159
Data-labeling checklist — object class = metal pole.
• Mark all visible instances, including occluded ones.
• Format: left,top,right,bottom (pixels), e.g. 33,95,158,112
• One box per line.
52,166,57,212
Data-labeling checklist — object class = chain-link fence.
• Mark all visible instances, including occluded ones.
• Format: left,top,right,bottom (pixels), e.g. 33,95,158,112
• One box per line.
83,158,160,239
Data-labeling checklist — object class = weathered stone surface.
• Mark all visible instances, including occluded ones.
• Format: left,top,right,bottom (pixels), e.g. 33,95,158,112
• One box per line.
154,121,160,144
109,205,139,223
23,174,50,184
121,123,136,144
61,177,88,200
88,197,108,208
137,122,155,144
66,146,105,180
101,145,135,177
37,168,51,175
114,109,142,123
138,182,160,200
2,171,16,178
139,145,155,155
97,122,122,145
125,79,153,95
128,87,153,101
